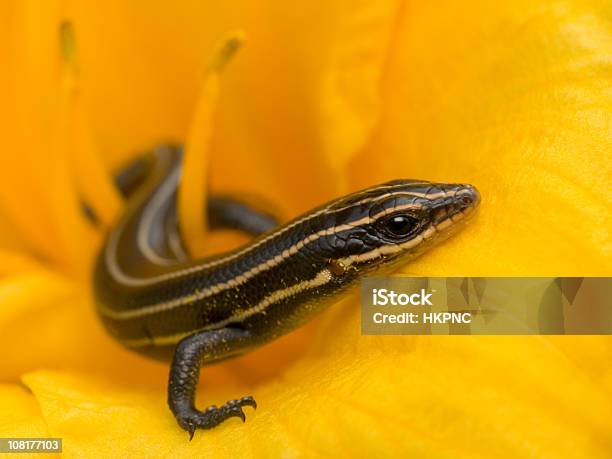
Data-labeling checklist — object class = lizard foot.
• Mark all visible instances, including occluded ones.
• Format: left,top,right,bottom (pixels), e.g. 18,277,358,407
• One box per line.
177,396,257,440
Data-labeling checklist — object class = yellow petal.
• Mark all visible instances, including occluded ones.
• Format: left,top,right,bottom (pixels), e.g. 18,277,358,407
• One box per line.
0,266,77,380
0,0,610,457
0,267,170,384
0,4,27,253
0,250,45,279
68,1,399,215
0,2,98,275
0,383,50,440
350,0,612,276
61,22,123,229
21,309,612,457
70,95,124,229
0,217,27,256
209,0,398,212
0,2,61,260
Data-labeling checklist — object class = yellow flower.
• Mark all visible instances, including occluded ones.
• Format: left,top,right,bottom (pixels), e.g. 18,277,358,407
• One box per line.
1,0,611,457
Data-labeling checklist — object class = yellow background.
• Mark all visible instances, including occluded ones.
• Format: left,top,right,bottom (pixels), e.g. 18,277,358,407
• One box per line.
0,0,610,457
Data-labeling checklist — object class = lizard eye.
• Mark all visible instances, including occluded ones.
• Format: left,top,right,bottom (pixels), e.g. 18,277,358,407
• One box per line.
381,214,420,238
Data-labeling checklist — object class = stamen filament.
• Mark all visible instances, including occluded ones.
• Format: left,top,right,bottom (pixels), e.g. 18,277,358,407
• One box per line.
178,31,245,257
49,21,97,274
60,21,124,229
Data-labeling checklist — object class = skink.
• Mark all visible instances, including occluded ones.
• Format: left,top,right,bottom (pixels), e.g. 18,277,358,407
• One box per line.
93,145,480,438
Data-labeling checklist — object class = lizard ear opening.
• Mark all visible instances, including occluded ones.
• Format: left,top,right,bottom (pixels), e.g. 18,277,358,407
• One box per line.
328,259,347,276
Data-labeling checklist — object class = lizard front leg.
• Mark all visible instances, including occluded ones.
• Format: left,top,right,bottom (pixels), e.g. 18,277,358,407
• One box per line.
168,327,257,440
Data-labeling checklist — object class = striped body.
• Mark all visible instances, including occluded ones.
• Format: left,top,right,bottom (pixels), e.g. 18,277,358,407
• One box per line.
93,146,480,436
94,147,480,363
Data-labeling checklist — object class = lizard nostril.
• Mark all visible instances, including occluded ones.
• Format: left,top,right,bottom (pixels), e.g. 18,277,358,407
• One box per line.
457,185,480,210
460,195,473,207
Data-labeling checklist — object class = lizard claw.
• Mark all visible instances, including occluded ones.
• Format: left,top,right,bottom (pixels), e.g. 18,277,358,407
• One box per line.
223,396,257,422
175,395,257,438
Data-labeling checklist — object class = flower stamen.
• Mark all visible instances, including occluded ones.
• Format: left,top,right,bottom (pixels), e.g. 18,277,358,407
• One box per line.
59,21,124,230
178,31,245,257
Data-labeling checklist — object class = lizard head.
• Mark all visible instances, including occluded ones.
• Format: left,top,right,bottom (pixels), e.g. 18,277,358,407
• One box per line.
321,180,480,277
